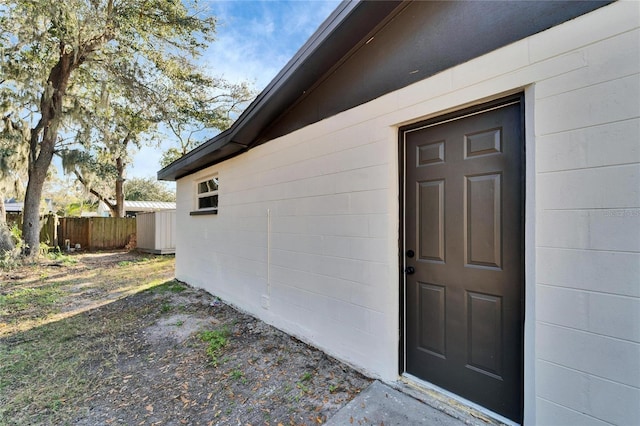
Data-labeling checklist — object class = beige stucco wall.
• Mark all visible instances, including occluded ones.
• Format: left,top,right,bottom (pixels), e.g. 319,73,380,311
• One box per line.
176,2,639,424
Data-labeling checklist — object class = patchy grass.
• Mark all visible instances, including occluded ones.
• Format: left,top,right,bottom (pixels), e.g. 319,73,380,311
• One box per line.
0,283,64,316
116,256,152,267
0,252,175,337
199,327,230,366
0,299,158,424
149,281,187,293
0,251,371,426
230,369,244,381
45,249,78,266
0,251,176,424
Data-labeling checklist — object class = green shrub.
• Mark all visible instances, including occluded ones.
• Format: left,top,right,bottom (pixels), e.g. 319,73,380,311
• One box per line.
0,224,22,270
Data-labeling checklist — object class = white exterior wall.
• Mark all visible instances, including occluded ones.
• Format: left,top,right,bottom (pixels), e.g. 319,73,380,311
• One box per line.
176,2,639,424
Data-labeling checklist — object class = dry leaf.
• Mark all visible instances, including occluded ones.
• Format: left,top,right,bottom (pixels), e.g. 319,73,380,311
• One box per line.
145,404,154,413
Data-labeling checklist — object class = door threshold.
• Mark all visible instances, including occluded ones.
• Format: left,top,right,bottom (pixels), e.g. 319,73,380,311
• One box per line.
397,373,520,426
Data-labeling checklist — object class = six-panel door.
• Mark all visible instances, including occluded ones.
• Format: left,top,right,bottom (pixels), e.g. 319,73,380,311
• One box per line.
404,98,524,422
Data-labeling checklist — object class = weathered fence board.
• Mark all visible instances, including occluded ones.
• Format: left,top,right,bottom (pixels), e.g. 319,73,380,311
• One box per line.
58,217,136,251
40,214,58,247
4,214,136,250
6,214,58,247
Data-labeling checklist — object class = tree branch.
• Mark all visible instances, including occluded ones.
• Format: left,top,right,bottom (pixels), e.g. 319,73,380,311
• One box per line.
73,169,115,213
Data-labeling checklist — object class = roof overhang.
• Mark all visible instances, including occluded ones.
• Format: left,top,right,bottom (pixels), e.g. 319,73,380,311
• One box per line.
158,0,611,181
157,0,403,181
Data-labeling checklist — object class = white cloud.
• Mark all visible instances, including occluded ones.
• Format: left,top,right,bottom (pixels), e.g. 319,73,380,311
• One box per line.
200,0,340,89
131,0,341,180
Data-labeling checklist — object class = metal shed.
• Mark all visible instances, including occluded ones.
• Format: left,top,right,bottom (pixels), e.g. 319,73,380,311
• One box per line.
136,210,176,254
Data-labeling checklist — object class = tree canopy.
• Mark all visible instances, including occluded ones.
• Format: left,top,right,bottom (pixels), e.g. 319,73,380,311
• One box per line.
0,115,28,223
124,177,175,202
0,0,253,253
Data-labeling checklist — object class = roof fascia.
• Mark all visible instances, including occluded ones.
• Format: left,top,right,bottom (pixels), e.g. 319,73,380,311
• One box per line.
157,0,399,181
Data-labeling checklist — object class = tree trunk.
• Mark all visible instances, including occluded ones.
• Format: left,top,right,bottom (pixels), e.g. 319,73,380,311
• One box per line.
114,149,127,218
0,195,6,225
20,24,114,254
22,50,75,256
22,152,51,254
23,133,56,254
115,177,125,217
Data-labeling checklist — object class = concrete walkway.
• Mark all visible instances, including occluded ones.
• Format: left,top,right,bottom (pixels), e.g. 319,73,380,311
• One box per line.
326,381,504,426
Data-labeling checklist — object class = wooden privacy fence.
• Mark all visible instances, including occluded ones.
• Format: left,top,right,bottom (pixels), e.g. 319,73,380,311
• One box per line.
58,217,136,251
6,213,58,247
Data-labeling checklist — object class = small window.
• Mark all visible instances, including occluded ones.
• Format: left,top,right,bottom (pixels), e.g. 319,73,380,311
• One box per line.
195,176,219,213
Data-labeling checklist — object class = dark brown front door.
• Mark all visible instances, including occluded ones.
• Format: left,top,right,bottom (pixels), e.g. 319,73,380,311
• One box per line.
403,97,524,422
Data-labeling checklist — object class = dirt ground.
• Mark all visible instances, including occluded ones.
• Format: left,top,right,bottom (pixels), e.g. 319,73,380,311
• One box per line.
0,251,372,425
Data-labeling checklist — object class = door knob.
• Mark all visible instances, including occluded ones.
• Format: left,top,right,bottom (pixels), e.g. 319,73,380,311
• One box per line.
405,266,415,275
406,249,415,258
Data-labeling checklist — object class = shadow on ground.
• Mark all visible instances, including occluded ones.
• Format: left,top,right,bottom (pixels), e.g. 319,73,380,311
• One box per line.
1,253,371,426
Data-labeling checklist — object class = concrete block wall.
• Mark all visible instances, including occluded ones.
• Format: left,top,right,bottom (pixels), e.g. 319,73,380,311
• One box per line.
175,113,399,379
175,2,639,423
529,3,640,423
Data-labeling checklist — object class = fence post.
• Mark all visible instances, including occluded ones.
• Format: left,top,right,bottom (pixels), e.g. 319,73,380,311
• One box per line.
58,217,65,250
87,218,92,251
51,214,58,248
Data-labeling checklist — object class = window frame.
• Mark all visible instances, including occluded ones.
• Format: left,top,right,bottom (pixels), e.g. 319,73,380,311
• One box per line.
192,175,219,215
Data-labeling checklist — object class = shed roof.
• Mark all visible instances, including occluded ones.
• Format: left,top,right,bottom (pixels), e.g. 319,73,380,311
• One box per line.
4,200,54,213
5,202,23,213
98,200,177,214
124,201,176,211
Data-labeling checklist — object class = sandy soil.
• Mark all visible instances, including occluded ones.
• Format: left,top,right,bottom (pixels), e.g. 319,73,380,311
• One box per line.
0,251,371,426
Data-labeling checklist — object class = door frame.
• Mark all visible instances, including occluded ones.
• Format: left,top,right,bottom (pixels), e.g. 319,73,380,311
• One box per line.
397,93,526,420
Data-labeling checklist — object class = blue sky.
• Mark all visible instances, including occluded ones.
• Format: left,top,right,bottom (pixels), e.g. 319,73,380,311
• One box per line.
128,0,341,181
